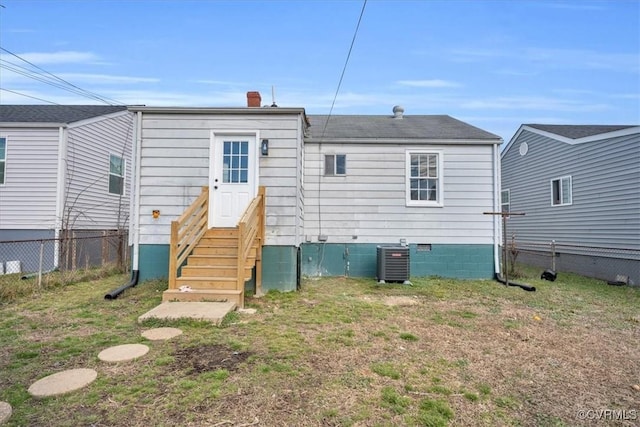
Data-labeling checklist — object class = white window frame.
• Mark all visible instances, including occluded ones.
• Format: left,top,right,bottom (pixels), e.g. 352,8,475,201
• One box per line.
501,189,510,213
405,150,444,207
325,154,346,176
550,176,572,206
108,153,125,196
0,137,6,185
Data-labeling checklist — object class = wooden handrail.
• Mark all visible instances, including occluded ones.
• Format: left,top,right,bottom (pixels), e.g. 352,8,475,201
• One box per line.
236,186,266,293
169,186,209,289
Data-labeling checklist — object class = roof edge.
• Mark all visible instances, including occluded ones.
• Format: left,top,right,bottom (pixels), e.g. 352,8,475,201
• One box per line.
305,137,502,145
501,124,640,158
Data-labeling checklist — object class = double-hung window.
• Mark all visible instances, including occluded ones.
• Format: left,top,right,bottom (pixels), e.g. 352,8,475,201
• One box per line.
406,151,443,206
325,154,346,176
0,137,6,185
551,176,572,206
109,154,125,195
501,189,510,213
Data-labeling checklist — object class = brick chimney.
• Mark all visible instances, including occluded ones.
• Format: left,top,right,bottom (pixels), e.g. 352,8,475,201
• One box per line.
247,91,261,107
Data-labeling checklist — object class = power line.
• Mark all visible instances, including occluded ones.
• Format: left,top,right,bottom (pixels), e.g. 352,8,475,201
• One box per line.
317,0,367,238
0,87,60,104
0,46,124,105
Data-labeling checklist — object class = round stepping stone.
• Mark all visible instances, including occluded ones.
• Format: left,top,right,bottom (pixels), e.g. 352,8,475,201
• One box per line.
141,327,183,341
0,401,11,424
98,344,149,363
28,368,97,398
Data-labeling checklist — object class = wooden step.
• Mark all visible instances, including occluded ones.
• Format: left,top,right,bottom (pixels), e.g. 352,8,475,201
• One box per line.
198,237,238,246
187,255,239,266
191,246,237,256
176,276,237,288
181,265,253,278
204,227,238,237
163,289,243,306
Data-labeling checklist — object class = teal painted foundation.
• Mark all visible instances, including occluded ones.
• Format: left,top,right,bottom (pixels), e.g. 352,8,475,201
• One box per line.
261,246,298,292
137,243,494,291
301,243,495,280
137,244,170,282
137,244,299,292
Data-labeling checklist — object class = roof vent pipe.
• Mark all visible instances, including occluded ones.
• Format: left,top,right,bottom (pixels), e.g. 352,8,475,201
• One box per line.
393,105,404,119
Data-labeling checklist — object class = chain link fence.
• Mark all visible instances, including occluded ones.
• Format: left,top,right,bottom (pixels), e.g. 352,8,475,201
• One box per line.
0,230,129,288
505,237,640,286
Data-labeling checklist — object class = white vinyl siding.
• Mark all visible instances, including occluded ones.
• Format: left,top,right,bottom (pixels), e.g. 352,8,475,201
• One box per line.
0,128,60,229
501,189,510,213
406,150,443,207
551,176,572,206
136,113,306,246
0,137,6,185
305,143,496,244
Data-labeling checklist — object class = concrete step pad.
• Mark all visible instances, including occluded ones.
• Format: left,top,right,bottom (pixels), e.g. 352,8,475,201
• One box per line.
28,368,98,398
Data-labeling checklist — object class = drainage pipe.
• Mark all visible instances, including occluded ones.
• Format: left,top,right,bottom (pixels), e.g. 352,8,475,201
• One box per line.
495,272,536,292
105,270,139,300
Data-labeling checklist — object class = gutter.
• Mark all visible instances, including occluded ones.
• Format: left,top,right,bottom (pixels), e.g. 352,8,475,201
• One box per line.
104,111,143,300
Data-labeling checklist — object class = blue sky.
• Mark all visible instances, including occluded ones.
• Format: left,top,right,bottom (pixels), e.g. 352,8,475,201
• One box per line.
0,0,638,141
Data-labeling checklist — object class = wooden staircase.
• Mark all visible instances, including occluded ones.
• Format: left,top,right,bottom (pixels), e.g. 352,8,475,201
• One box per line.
163,186,265,308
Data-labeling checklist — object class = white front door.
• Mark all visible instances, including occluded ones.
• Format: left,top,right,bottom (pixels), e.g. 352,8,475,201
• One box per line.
210,134,257,227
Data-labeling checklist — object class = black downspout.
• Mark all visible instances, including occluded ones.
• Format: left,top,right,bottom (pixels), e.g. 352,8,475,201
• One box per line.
495,272,536,292
104,270,139,300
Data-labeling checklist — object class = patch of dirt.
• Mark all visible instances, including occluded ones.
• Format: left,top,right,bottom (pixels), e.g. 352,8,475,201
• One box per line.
173,344,252,374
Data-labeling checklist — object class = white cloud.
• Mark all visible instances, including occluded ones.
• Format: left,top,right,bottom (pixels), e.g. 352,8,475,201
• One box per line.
395,79,461,88
59,73,160,85
450,46,639,72
460,96,612,112
17,51,102,65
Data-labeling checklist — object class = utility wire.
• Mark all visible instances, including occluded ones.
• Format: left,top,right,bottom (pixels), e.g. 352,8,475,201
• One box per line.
317,0,367,237
0,46,124,105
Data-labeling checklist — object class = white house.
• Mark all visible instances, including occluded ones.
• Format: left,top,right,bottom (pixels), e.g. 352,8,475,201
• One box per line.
127,93,503,305
0,105,133,272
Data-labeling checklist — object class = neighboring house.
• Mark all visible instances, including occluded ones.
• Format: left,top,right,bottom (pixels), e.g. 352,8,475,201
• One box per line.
128,93,503,306
0,105,133,273
501,124,640,285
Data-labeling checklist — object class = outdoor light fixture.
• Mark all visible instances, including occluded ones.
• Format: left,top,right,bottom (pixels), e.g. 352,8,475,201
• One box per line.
261,139,269,156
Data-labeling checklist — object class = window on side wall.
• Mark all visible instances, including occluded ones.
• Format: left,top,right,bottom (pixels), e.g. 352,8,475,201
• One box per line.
501,189,510,213
551,176,572,206
406,151,443,207
0,137,6,185
325,154,346,176
109,154,125,195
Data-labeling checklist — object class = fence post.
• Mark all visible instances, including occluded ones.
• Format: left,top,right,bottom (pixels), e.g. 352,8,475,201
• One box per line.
551,240,556,271
38,240,44,288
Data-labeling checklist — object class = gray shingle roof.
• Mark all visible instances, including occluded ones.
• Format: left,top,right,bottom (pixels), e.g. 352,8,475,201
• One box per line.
526,124,636,139
307,114,501,141
0,105,127,124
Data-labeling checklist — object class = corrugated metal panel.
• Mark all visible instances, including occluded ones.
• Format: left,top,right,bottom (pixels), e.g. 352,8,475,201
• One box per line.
0,128,60,229
501,129,640,252
303,143,496,244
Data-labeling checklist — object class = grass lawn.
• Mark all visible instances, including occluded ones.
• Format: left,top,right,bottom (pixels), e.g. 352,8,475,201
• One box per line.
0,267,638,426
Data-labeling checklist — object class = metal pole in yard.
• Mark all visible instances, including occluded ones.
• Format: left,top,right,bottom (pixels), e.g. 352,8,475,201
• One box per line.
503,214,508,285
483,211,526,287
38,240,44,288
551,240,556,271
